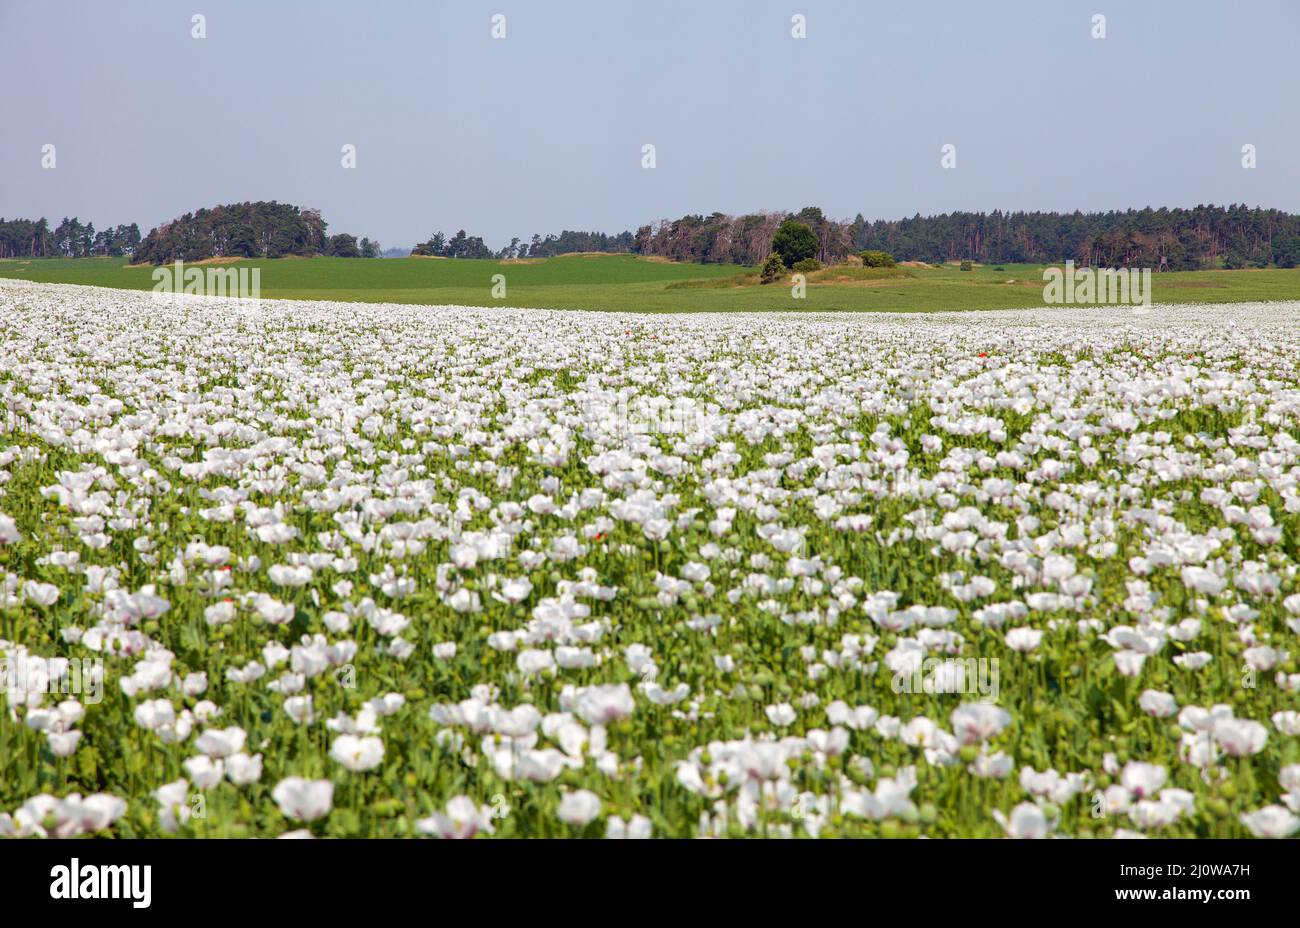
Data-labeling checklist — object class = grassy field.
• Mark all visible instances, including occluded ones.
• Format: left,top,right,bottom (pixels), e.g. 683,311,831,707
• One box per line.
1,254,1297,312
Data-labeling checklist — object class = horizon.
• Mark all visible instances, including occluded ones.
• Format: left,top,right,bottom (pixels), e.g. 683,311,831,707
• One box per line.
11,201,1300,255
3,0,1298,252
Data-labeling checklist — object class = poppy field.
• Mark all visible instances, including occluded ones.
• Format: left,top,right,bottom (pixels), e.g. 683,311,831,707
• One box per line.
1,279,1299,839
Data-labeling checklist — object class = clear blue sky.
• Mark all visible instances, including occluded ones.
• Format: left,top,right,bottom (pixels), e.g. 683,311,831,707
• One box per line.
2,0,1297,250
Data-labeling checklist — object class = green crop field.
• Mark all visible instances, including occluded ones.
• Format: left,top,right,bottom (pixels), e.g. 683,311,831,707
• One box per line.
1,255,1297,312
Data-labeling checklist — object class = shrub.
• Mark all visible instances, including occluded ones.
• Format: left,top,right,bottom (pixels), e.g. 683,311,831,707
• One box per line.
759,253,787,284
858,250,896,268
792,258,822,273
771,220,818,267
326,233,360,258
960,260,973,271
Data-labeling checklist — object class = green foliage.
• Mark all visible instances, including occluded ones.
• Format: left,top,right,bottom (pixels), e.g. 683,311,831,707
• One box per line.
413,229,493,259
1274,237,1300,269
859,250,896,268
519,229,634,259
771,220,819,268
809,265,912,282
133,201,334,264
326,234,361,258
0,217,139,259
851,205,1300,269
760,253,787,283
791,258,822,273
960,260,973,271
633,205,1300,269
18,204,1300,269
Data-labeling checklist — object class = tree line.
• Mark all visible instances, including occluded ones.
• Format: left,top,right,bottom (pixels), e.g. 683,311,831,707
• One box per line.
0,217,141,258
411,228,635,259
845,205,1300,269
623,205,1300,269
9,202,1298,269
462,204,1300,269
512,230,636,258
412,230,494,259
630,208,847,265
131,201,381,264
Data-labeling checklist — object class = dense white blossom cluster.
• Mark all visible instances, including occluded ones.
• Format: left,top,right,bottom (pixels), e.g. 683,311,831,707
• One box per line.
1,279,1298,838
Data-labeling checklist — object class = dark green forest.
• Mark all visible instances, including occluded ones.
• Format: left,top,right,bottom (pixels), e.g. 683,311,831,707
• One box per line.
620,205,1300,269
0,202,380,264
0,217,140,259
506,205,1300,268
130,202,380,264
6,202,1298,269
